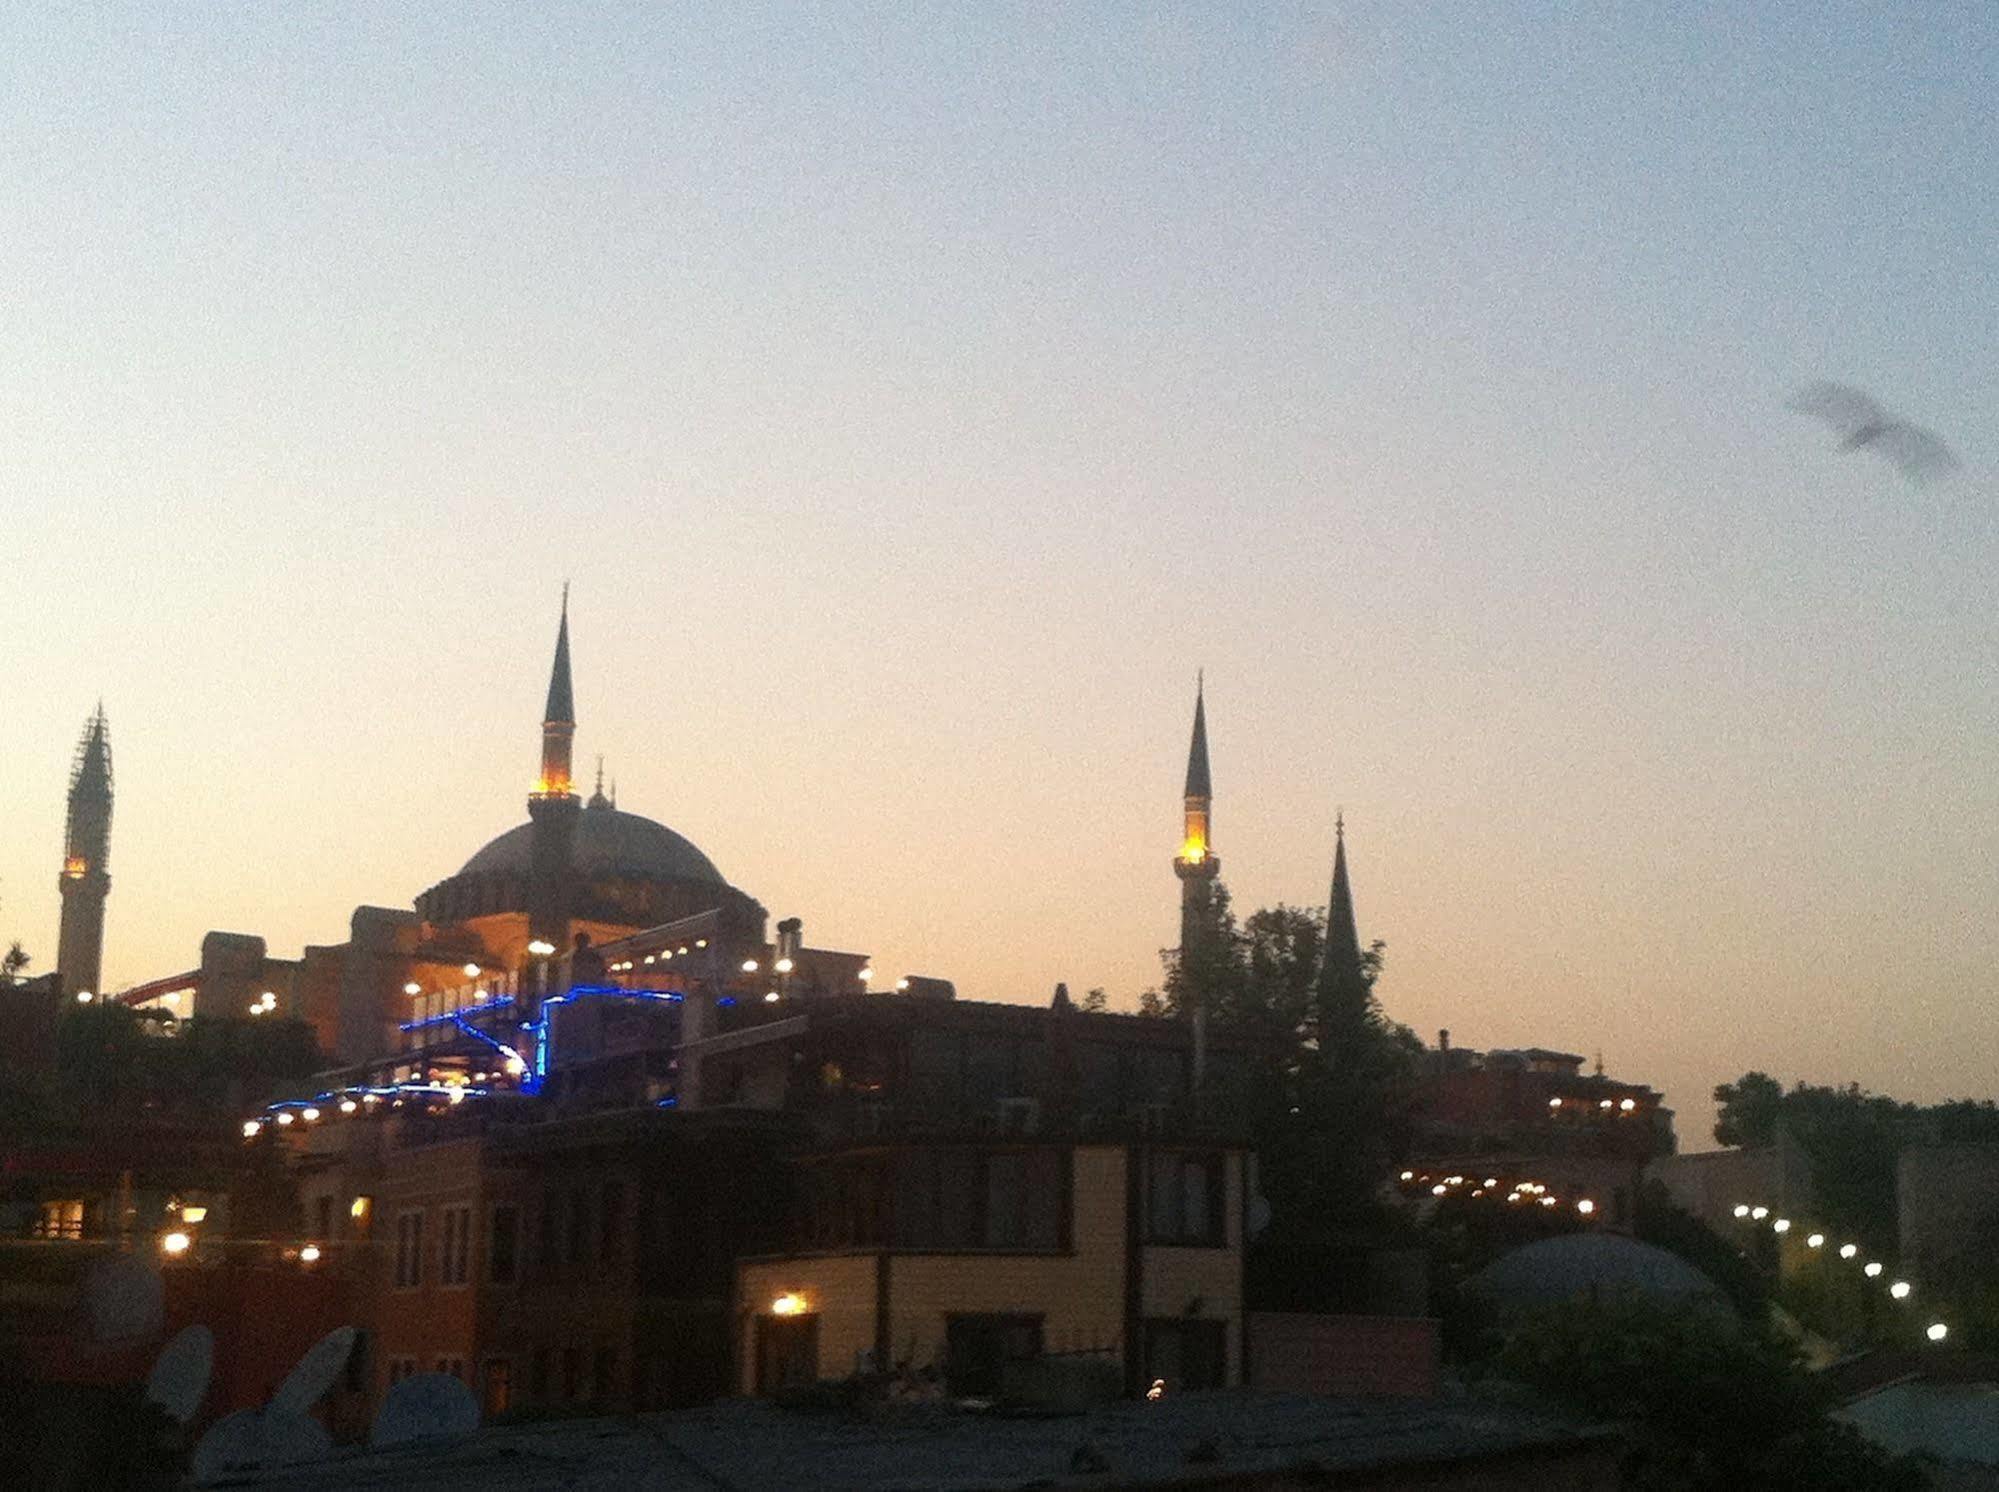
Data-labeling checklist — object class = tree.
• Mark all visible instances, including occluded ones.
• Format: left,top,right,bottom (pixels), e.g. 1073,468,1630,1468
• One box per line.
1157,879,1425,1307
3,942,28,983
1079,987,1108,1014
1712,1071,1783,1147
1485,1296,1923,1490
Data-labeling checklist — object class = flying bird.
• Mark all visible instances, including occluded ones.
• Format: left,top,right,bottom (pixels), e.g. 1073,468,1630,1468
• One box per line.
1789,381,1960,485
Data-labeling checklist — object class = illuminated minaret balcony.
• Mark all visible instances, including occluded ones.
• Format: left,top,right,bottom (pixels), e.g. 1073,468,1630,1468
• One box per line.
1175,679,1219,884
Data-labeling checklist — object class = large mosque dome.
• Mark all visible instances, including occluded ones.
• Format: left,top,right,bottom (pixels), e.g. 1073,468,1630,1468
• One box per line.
412,597,764,937
459,798,725,885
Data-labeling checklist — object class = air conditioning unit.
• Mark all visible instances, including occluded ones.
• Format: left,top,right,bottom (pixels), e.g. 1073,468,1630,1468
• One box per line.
995,1097,1041,1136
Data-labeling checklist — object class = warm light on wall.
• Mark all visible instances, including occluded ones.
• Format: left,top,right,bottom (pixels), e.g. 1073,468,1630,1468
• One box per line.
1178,837,1206,864
180,1206,207,1224
63,856,87,878
351,1196,371,1219
770,1292,809,1317
463,963,481,978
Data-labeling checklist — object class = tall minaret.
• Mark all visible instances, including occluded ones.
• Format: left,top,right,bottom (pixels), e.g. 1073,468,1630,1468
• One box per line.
526,592,581,951
1316,813,1373,1059
1173,675,1220,954
56,705,113,999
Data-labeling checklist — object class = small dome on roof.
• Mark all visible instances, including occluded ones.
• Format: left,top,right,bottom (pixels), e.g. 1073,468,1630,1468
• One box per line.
458,800,725,886
1468,1233,1734,1318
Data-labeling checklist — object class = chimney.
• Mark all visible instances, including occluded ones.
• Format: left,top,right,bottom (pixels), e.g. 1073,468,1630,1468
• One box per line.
1439,1028,1451,1053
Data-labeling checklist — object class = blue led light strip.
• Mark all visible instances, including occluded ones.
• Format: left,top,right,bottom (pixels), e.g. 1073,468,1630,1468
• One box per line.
521,984,684,1095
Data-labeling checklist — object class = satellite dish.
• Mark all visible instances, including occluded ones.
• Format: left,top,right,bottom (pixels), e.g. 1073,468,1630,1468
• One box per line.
86,1254,164,1341
270,1324,357,1416
144,1324,214,1425
369,1372,480,1448
190,1408,331,1485
1247,1192,1272,1239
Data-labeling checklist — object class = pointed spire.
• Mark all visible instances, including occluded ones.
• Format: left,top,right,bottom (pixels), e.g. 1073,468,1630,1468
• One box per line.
1183,673,1211,799
587,755,611,810
72,704,112,796
1322,814,1363,995
534,591,579,799
544,586,575,726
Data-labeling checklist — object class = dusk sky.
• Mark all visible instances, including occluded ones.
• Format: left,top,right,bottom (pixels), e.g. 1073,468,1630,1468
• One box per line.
3,5,1993,1141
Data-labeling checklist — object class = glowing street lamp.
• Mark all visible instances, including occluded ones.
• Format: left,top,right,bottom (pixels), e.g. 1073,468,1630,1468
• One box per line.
1733,1205,1750,1218
1840,1244,1859,1259
1864,1262,1884,1278
1751,1206,1769,1221
1773,1219,1791,1234
1806,1233,1825,1249
770,1292,808,1317
1928,1323,1949,1343
161,1231,191,1256
1890,1281,1911,1300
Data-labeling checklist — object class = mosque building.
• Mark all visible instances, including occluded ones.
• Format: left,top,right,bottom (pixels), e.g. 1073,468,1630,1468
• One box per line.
113,595,875,1083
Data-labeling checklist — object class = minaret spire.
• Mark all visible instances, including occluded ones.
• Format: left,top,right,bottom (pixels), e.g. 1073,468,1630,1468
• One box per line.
526,593,583,952
56,705,114,998
1173,677,1221,955
1325,812,1361,981
536,589,576,800
1316,812,1372,1069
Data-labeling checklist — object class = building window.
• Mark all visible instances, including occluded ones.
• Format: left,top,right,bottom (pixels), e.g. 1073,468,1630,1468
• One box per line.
1143,1319,1227,1390
884,1148,1065,1252
35,1200,85,1240
440,1206,472,1286
538,1188,560,1278
753,1313,819,1395
1146,1150,1225,1247
436,1357,465,1381
481,1358,512,1418
488,1204,520,1285
394,1211,425,1288
599,1181,624,1266
566,1190,589,1266
386,1356,419,1388
944,1314,1042,1397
